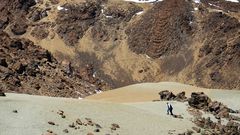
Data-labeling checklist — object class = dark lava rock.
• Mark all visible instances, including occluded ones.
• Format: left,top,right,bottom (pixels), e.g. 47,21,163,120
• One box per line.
95,123,102,128
29,8,48,22
47,130,53,133
126,0,193,58
0,17,9,30
11,21,28,35
94,129,100,132
63,129,69,133
0,90,6,96
175,91,187,102
48,121,55,125
192,127,201,133
188,92,211,109
12,110,18,113
111,123,120,128
76,118,82,125
56,1,101,46
173,114,183,119
158,90,176,101
193,116,240,135
207,101,230,118
178,130,194,135
0,59,8,67
69,122,75,128
50,0,59,5
0,31,106,98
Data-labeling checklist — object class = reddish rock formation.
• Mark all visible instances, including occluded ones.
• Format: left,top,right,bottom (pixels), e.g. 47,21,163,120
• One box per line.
0,32,106,98
126,0,193,58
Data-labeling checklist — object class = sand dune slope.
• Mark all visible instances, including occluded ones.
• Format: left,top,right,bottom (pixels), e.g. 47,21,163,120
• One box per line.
1,82,240,135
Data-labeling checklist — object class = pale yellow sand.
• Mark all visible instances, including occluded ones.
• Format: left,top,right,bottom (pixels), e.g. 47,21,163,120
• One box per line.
1,82,239,135
85,82,209,103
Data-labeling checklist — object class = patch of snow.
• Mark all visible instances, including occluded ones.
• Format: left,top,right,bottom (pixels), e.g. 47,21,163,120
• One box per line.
57,6,68,11
194,7,198,11
193,0,200,3
208,3,220,8
189,21,193,25
136,11,144,15
101,9,104,14
105,15,113,18
95,89,102,94
124,0,162,3
93,72,97,78
78,97,83,100
225,0,239,3
145,54,151,59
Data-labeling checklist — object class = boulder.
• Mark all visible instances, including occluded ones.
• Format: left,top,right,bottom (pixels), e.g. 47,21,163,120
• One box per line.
188,92,211,109
111,123,120,128
192,127,201,133
158,90,176,100
12,62,27,74
0,90,6,96
175,91,187,102
0,58,8,67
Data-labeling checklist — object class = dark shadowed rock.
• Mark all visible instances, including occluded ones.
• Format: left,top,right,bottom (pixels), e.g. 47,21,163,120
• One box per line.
12,110,18,113
69,122,75,128
111,123,120,128
94,129,100,132
175,91,187,102
188,92,211,109
0,90,6,96
192,127,201,133
48,121,55,125
158,90,176,101
0,59,8,67
11,21,28,35
76,118,82,125
63,129,69,133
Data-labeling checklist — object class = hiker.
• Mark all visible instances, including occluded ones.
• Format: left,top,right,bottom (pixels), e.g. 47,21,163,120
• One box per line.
167,102,173,115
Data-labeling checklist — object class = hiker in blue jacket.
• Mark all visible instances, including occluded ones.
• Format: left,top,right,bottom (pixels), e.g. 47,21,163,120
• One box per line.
167,102,173,115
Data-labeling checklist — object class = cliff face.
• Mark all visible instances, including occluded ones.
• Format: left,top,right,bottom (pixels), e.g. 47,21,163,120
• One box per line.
126,0,194,58
126,0,240,89
0,31,109,98
0,0,239,97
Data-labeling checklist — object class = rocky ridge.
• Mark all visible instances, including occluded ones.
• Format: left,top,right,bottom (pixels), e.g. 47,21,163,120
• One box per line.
0,31,108,98
0,0,239,97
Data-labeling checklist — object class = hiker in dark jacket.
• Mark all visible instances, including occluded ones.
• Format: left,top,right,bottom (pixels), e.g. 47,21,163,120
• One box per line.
167,102,173,115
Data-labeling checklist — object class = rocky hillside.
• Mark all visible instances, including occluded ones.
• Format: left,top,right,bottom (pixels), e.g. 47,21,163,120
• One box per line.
0,0,239,97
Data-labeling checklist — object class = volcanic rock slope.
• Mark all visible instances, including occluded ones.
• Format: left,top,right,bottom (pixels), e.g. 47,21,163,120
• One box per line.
0,0,240,97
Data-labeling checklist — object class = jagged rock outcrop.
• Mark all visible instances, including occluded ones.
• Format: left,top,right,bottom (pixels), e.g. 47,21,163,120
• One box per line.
193,117,240,135
188,92,238,120
56,1,102,46
0,31,107,98
0,90,6,96
158,90,187,102
188,92,211,109
126,0,193,58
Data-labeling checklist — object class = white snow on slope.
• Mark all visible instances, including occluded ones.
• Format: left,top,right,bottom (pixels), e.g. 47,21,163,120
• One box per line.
57,6,68,11
193,0,200,3
136,11,144,15
125,0,162,3
225,0,239,3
